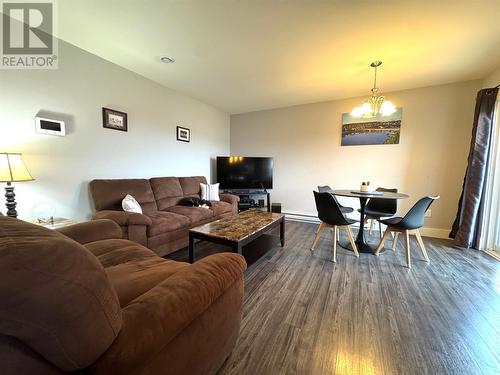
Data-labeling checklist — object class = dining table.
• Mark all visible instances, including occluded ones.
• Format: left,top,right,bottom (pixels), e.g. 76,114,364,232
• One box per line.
327,189,409,253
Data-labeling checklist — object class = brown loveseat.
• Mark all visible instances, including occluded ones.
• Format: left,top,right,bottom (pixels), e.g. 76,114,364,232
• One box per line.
0,216,246,375
90,176,239,256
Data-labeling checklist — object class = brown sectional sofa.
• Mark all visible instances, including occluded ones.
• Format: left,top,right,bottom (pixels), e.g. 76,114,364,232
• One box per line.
90,176,239,256
0,215,246,374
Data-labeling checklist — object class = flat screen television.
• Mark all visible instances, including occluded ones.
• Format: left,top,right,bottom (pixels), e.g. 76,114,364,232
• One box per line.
216,156,273,190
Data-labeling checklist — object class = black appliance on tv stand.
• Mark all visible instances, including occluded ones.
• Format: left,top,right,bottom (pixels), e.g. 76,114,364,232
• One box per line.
223,187,271,213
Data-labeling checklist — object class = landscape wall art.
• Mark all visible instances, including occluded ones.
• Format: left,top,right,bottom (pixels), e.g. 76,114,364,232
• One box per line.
341,108,402,146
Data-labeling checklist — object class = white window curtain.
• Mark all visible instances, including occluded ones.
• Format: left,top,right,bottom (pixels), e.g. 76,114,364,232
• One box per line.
479,100,500,255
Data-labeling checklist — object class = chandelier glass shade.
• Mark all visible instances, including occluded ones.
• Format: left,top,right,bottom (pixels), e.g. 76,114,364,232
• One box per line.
350,61,396,118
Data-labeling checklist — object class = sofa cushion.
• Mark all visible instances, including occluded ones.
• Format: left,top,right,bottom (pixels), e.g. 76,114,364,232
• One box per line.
107,259,188,307
150,177,184,210
0,216,122,371
167,205,214,224
210,201,234,216
179,176,207,198
90,253,246,374
85,239,158,266
84,238,189,307
147,211,191,236
122,194,142,214
200,182,220,201
90,179,158,213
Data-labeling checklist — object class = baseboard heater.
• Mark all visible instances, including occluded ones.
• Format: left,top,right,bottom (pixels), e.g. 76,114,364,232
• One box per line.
283,212,378,231
282,212,320,224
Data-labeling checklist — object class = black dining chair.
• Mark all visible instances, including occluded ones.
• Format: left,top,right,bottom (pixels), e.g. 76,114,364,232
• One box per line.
311,191,359,262
375,196,439,268
317,185,354,241
359,187,398,239
317,185,354,214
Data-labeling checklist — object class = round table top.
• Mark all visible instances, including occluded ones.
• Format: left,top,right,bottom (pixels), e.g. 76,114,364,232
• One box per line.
328,189,409,200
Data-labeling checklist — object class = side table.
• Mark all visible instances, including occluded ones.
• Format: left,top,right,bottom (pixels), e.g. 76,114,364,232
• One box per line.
32,217,77,230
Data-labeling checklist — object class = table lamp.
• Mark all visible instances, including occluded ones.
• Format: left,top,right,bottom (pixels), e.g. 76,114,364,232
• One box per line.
0,153,34,218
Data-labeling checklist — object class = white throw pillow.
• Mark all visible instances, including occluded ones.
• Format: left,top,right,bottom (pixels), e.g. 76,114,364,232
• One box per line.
122,194,143,214
200,183,220,201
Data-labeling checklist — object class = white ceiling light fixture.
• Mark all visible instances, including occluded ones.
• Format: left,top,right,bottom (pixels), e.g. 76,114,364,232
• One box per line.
351,61,396,118
160,56,175,64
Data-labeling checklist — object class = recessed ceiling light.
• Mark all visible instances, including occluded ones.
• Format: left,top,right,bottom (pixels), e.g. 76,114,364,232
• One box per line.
160,56,175,64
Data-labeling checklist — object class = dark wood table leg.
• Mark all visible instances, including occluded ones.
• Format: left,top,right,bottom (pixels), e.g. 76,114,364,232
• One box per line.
280,218,285,247
189,233,195,263
355,196,378,254
232,241,242,254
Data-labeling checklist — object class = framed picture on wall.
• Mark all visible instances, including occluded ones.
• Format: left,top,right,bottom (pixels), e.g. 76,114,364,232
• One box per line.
341,108,402,146
176,126,190,142
102,108,128,132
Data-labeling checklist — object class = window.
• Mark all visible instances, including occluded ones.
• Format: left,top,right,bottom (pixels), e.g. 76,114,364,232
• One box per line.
479,100,500,256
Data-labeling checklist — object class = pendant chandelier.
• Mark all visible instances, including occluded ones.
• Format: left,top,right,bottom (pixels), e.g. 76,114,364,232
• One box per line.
350,61,396,118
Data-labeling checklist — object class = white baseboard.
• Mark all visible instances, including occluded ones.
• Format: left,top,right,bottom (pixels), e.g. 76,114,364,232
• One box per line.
283,212,450,239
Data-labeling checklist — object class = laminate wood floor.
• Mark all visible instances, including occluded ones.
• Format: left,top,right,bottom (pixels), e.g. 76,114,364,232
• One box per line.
168,221,500,375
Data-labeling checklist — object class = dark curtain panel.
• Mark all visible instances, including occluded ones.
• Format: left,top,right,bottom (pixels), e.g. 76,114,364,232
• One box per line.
450,87,499,248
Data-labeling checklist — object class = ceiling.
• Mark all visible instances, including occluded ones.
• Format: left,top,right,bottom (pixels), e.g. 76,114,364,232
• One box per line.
58,0,500,114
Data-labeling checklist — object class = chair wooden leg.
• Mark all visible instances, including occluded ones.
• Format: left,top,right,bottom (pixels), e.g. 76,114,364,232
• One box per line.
310,222,325,252
346,226,359,257
369,219,374,235
404,230,411,268
375,228,391,255
392,232,399,251
336,227,340,240
332,225,337,262
378,221,382,239
415,230,430,262
315,223,321,234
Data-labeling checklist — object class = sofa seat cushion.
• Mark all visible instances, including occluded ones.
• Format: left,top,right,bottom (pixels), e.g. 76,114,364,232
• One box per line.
167,205,214,224
210,201,234,216
147,211,191,236
85,237,189,307
106,258,188,307
85,239,158,267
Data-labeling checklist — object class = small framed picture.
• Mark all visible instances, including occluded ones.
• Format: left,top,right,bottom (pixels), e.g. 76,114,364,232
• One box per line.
102,108,128,132
176,126,190,142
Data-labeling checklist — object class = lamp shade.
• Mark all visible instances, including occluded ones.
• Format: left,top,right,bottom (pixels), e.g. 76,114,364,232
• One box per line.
0,153,34,182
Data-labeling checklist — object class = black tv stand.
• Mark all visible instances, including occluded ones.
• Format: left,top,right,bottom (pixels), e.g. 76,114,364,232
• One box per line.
224,190,271,212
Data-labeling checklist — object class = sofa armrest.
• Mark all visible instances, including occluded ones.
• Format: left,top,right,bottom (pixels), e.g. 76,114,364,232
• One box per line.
92,253,246,372
220,193,240,205
56,219,122,244
93,210,152,226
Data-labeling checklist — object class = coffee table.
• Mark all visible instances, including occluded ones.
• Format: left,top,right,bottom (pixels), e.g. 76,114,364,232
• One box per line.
189,209,285,263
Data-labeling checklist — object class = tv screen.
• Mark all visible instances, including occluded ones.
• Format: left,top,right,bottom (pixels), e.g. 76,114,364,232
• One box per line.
216,156,273,190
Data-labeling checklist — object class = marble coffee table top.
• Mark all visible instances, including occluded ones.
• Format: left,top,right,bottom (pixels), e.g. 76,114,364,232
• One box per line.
190,209,284,242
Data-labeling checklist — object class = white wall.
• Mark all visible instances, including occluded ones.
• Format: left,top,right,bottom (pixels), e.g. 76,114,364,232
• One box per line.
230,80,481,235
483,66,500,88
0,40,230,220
